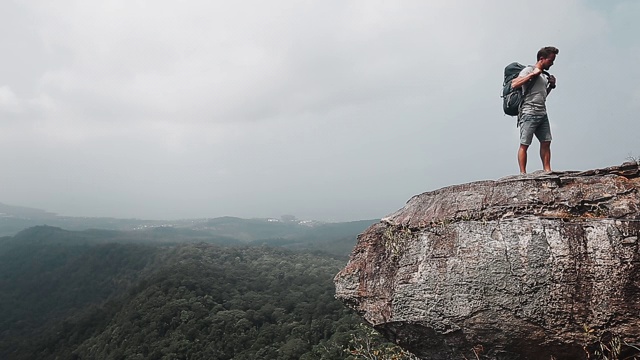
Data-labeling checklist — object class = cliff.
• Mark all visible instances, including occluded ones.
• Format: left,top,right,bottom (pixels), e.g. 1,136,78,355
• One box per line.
334,162,640,359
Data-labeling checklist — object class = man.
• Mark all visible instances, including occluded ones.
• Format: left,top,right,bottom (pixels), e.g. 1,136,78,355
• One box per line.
511,46,559,174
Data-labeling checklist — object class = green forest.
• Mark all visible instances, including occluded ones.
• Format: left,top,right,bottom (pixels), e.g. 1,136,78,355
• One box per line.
0,224,416,359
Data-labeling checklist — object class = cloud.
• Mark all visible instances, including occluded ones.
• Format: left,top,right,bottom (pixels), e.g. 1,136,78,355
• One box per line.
0,0,638,220
0,86,21,113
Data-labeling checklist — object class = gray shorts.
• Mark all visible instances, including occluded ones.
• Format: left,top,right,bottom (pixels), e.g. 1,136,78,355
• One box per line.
518,114,552,146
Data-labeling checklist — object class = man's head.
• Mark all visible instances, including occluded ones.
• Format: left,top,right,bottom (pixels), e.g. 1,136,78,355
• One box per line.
537,46,559,70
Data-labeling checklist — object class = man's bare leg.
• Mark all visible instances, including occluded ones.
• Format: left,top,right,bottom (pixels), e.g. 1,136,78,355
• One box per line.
518,144,529,174
540,141,551,172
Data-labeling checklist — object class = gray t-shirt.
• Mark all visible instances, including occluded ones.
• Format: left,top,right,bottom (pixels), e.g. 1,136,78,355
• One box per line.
519,66,549,115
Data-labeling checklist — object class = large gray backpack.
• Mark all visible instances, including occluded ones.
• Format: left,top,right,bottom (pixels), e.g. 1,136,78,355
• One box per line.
502,62,534,116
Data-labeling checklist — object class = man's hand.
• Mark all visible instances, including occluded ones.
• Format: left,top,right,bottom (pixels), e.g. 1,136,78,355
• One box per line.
532,67,543,76
548,75,556,88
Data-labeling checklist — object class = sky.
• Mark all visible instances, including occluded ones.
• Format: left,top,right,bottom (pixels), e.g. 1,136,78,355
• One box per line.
0,0,638,222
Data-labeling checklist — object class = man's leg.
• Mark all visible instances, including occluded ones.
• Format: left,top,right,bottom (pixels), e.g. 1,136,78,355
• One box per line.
518,144,529,174
534,115,552,172
518,115,535,174
540,141,551,172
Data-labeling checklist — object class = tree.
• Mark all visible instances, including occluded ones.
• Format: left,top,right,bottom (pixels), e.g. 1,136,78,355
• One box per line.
344,324,419,360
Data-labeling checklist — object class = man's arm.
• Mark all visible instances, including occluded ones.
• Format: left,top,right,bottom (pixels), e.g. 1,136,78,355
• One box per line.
511,67,542,89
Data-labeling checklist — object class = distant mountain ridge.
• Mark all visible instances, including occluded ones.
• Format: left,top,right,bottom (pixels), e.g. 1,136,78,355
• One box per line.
0,203,377,251
0,202,57,219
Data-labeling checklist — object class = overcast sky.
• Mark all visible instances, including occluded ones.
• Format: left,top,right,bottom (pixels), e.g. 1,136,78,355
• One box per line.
0,0,638,221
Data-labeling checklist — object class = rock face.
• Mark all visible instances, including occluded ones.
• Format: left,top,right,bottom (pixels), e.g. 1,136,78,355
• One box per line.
335,162,640,360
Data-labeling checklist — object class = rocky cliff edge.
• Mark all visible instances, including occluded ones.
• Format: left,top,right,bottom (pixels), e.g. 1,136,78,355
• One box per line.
335,162,640,359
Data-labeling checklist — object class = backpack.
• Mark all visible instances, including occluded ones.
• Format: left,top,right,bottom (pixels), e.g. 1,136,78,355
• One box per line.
502,62,533,116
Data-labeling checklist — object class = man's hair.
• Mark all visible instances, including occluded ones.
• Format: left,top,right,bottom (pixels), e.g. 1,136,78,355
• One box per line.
537,46,559,60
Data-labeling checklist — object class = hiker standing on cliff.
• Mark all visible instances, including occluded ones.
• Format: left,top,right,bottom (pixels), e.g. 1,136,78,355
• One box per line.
511,46,559,174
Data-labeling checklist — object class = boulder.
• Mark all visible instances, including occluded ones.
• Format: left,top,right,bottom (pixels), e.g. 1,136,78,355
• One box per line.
335,162,640,359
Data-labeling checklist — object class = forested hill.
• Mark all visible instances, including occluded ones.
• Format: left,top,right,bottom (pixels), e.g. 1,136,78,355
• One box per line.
0,210,377,257
0,226,414,360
